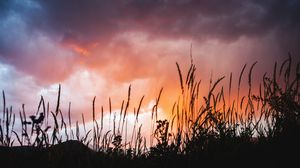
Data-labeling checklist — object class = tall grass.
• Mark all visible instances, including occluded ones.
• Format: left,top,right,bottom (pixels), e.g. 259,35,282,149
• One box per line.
0,55,299,162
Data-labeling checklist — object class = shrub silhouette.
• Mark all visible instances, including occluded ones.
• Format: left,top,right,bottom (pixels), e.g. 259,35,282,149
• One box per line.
0,54,299,168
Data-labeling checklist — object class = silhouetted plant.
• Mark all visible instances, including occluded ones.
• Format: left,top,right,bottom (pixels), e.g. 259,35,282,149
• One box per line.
0,53,299,168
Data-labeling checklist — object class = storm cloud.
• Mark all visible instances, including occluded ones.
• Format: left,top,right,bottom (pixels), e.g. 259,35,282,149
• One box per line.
0,0,299,103
32,0,298,42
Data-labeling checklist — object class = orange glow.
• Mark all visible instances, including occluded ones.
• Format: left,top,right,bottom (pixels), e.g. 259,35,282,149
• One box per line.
67,43,91,57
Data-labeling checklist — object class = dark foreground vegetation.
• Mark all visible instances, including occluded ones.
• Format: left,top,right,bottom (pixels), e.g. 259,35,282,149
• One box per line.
0,55,299,168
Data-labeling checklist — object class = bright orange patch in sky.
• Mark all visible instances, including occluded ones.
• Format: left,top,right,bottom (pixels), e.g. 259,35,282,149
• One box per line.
68,44,91,57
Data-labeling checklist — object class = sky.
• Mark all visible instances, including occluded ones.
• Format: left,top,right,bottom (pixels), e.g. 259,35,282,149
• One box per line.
0,0,300,129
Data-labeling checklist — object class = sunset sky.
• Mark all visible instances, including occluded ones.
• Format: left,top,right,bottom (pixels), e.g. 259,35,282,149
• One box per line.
0,0,299,126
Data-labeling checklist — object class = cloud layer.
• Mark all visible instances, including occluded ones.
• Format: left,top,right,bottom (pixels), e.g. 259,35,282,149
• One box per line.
0,0,299,118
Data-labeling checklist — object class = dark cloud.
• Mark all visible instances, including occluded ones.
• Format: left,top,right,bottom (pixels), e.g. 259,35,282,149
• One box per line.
0,1,9,16
32,0,300,41
34,0,300,63
0,0,299,84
